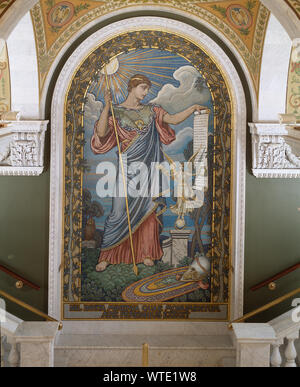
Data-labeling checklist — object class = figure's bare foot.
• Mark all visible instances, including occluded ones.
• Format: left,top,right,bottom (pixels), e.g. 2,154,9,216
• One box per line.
96,261,109,272
143,258,154,267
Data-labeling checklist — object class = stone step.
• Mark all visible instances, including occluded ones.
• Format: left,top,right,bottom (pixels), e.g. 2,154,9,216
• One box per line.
54,334,236,367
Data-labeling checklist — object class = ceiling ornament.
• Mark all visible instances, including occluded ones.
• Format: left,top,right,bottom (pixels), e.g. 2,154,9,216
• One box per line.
31,0,269,96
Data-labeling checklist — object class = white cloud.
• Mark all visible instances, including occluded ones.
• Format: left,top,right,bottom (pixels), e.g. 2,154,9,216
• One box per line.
163,126,193,155
84,93,103,125
150,66,211,114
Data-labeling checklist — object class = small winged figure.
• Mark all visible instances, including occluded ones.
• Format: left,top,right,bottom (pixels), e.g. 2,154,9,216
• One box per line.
157,146,208,229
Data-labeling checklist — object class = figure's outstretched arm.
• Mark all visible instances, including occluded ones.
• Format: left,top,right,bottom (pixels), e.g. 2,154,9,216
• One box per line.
95,90,111,138
163,104,207,125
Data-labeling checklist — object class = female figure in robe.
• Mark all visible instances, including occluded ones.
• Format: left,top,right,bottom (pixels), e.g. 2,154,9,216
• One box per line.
91,74,206,272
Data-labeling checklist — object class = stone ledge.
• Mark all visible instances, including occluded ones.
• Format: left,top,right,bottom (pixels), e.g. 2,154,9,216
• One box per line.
55,333,234,349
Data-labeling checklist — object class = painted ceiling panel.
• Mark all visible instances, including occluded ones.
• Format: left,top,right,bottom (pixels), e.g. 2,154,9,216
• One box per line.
31,0,270,96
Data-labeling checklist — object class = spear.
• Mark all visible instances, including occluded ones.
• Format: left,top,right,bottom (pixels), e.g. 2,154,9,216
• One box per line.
103,65,138,276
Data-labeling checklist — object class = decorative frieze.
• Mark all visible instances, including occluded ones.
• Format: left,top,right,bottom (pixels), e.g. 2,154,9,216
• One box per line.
249,122,300,178
0,120,48,176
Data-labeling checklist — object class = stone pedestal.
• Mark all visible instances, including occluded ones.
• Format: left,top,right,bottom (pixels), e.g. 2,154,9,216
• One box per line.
15,322,60,367
169,229,191,266
161,237,172,265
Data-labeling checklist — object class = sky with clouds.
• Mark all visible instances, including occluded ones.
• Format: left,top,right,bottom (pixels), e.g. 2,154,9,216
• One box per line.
150,65,211,114
82,61,213,233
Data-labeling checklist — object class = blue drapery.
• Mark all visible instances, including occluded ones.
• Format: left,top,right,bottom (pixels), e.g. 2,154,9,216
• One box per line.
101,113,166,251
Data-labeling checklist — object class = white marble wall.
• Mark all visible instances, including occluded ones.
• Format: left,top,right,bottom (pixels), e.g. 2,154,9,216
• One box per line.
259,15,292,121
7,12,40,119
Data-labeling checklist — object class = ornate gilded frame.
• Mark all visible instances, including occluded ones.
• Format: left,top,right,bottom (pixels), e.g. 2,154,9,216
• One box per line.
49,17,247,323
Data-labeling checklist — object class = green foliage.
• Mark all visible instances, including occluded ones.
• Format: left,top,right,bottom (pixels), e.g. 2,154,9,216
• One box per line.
81,250,210,303
177,256,193,268
246,0,257,13
45,0,55,12
211,5,227,18
154,261,173,273
50,26,60,34
74,3,90,16
240,28,250,36
194,77,207,94
0,1,11,10
81,248,159,301
82,188,104,228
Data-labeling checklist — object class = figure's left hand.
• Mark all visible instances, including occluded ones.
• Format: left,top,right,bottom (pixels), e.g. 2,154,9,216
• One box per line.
193,104,209,113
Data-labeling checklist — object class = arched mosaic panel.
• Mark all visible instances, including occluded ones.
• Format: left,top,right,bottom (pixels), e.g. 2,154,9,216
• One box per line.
62,30,232,320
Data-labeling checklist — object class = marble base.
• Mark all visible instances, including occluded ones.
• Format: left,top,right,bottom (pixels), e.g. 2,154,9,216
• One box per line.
54,334,235,367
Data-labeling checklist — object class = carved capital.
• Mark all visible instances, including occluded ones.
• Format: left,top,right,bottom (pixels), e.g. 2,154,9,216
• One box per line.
249,123,300,178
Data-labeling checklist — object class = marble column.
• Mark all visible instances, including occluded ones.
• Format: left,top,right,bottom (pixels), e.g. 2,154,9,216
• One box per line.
169,230,191,266
14,322,60,367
